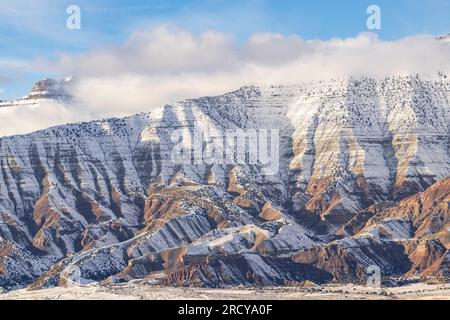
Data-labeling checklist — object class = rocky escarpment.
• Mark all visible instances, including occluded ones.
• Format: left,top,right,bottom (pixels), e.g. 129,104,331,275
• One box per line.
0,78,73,108
0,75,449,289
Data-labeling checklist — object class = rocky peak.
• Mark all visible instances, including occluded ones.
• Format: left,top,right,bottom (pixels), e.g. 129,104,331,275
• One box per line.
24,77,74,102
0,77,74,108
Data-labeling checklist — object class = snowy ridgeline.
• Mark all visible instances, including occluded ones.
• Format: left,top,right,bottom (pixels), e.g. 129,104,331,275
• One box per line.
0,75,449,289
0,78,74,108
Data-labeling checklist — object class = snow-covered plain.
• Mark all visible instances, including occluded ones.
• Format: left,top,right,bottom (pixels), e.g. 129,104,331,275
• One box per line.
1,282,449,300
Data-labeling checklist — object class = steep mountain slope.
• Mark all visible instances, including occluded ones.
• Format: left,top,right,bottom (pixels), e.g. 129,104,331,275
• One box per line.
294,177,450,283
0,75,449,289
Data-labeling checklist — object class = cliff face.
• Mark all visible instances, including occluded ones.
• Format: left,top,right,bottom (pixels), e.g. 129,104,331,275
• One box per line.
293,177,450,283
0,78,73,108
0,75,449,289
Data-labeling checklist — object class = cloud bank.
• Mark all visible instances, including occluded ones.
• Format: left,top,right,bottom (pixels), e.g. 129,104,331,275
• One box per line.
1,26,450,136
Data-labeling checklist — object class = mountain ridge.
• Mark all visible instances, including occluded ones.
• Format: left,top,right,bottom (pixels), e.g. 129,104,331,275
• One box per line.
0,78,73,108
0,75,449,290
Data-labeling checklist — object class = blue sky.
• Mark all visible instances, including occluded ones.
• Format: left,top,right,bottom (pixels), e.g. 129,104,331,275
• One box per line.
0,0,449,100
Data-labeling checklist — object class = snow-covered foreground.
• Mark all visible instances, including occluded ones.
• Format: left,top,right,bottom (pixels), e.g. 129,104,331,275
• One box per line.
1,282,449,300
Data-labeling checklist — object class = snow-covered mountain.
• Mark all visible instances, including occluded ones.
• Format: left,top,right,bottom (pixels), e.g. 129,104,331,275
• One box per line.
0,75,449,290
0,78,73,108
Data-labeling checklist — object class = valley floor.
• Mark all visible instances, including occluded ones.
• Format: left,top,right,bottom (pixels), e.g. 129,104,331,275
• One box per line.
1,282,449,300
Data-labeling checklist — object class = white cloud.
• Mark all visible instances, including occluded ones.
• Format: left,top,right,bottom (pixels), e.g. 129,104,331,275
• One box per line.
0,101,90,137
2,25,450,136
